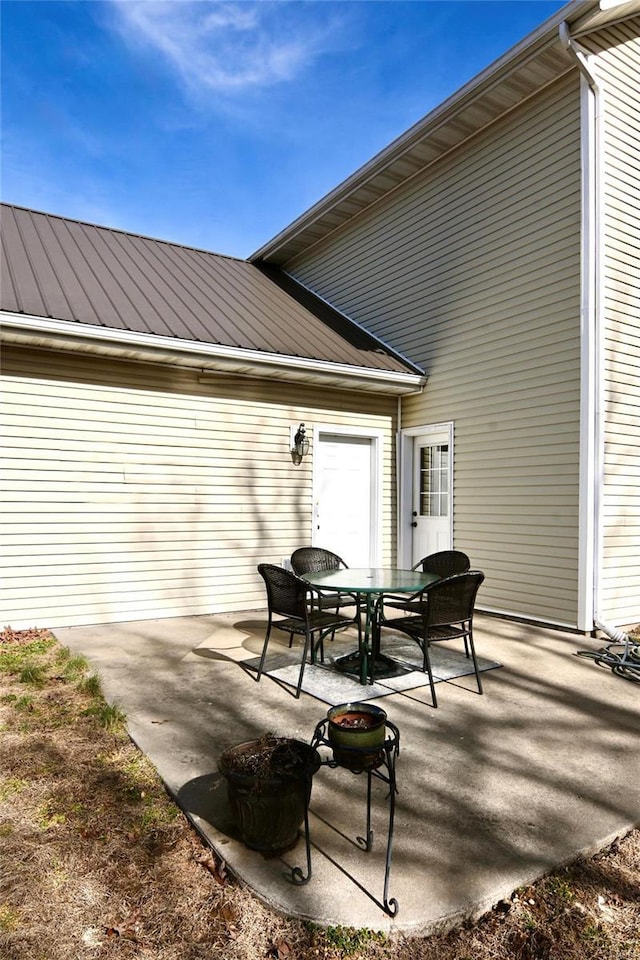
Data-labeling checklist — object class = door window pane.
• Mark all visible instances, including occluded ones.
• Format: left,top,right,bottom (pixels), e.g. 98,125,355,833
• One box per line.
419,444,448,517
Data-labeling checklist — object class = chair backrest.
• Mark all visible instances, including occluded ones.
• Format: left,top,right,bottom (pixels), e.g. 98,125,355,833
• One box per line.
415,550,470,578
290,547,347,576
258,564,309,620
422,571,484,627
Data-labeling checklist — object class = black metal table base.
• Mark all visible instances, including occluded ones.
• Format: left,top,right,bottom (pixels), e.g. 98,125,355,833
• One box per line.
288,718,400,917
333,651,413,683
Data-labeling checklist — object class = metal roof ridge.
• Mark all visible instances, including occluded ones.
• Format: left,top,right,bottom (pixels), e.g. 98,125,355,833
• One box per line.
0,202,247,264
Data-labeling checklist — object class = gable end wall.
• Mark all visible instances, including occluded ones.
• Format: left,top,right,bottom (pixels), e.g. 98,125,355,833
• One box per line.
285,74,583,627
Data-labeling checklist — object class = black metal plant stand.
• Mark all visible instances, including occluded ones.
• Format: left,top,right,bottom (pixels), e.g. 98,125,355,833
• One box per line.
289,717,401,917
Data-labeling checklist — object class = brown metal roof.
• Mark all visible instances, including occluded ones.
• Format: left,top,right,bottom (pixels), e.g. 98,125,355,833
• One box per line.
1,203,420,377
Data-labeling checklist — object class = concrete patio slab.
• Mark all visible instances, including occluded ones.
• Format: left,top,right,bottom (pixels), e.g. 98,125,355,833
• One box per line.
53,613,639,936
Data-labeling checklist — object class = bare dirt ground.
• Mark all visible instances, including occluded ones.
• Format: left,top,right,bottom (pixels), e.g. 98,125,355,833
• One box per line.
1,626,638,960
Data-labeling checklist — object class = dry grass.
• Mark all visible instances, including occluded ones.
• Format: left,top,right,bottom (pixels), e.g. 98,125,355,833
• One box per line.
1,627,638,960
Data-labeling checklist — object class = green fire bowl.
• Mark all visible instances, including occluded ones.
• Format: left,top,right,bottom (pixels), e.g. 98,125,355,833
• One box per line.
327,702,387,771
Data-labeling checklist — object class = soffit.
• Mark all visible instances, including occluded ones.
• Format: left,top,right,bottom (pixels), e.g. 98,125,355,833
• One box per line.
570,0,640,36
1,316,425,396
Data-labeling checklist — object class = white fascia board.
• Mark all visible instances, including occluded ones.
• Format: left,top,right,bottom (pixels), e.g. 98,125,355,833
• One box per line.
1,311,425,393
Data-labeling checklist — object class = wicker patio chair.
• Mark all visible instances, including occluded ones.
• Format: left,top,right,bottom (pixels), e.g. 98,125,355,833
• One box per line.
290,547,359,615
383,550,471,616
375,570,485,707
256,563,362,698
414,550,470,576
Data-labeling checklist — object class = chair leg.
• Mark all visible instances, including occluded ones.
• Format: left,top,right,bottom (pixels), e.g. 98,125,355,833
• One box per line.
467,629,483,695
328,597,340,641
257,621,273,681
310,630,325,665
296,630,313,698
422,642,438,708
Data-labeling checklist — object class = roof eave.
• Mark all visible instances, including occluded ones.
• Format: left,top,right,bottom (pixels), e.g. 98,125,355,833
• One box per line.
1,312,426,397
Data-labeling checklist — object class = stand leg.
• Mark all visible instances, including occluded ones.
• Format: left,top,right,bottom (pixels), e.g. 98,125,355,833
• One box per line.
356,769,374,851
288,775,313,885
382,745,398,916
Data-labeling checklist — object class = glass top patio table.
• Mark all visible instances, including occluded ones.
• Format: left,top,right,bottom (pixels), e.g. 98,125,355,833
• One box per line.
302,567,439,685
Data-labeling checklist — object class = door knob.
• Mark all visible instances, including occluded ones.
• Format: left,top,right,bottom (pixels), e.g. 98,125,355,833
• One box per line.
411,521,417,528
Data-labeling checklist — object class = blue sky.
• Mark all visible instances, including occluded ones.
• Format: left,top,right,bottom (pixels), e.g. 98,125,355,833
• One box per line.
2,1,567,258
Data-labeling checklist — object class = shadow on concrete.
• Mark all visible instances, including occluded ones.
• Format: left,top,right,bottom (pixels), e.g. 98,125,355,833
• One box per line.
177,772,239,840
54,611,640,933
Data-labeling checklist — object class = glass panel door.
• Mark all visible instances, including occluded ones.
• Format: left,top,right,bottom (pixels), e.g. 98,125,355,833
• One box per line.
412,430,452,564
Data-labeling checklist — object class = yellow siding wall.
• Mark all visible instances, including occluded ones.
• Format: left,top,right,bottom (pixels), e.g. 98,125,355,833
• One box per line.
288,76,583,626
1,346,397,628
583,19,640,628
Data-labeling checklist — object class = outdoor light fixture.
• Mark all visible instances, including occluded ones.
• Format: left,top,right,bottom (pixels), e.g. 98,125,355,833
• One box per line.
291,423,310,465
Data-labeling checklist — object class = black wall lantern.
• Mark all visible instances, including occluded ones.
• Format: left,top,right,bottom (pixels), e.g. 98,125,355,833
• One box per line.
291,423,310,465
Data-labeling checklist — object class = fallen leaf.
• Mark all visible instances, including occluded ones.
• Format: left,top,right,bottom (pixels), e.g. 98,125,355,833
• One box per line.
196,851,227,884
104,909,142,942
267,940,292,958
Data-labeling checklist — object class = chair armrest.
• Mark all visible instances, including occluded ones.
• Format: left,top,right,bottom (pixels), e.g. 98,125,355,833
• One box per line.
310,586,360,613
376,590,425,625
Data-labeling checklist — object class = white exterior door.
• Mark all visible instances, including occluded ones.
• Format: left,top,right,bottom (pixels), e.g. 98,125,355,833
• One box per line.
409,428,453,565
314,431,380,566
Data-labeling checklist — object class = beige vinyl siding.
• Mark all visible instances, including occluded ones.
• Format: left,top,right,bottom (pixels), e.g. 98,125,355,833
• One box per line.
287,75,583,626
583,20,640,628
1,345,396,628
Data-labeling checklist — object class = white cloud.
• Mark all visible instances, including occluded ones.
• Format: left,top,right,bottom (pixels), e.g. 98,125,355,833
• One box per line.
109,0,342,95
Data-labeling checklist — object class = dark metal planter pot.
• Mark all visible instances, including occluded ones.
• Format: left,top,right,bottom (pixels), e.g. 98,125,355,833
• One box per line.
218,738,320,853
